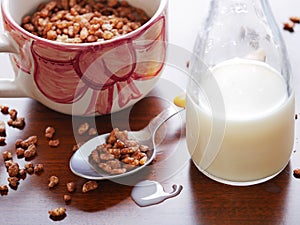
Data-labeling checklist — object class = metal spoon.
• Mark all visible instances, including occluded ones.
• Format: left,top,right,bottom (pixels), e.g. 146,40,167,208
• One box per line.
69,106,184,180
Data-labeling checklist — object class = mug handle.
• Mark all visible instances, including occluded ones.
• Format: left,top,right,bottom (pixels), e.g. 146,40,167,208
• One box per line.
0,33,26,97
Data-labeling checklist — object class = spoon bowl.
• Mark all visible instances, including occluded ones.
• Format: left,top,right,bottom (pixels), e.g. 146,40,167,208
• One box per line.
69,106,184,180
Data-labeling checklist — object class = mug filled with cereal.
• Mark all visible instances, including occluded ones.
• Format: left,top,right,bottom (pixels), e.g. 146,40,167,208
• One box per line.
0,0,168,115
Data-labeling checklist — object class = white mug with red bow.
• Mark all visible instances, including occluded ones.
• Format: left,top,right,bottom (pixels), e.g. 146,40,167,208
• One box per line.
0,0,168,116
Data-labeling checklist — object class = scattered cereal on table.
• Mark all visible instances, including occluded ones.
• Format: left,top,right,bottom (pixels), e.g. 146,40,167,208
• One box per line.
8,109,18,120
64,194,71,203
24,144,37,159
290,16,300,23
48,175,59,188
283,16,300,32
48,207,66,217
66,181,76,193
293,168,300,178
25,162,35,174
173,93,186,108
18,169,27,180
0,185,8,196
0,105,9,114
45,126,55,139
0,121,6,136
2,151,13,161
16,148,25,158
72,141,85,152
82,180,98,193
7,162,20,177
88,127,97,136
4,160,13,169
16,136,38,149
48,139,60,147
7,177,19,188
0,136,6,144
34,163,44,174
78,122,89,135
283,22,295,32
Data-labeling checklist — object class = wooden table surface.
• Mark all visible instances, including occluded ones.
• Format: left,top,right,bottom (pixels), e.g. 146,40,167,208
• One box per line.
1,0,300,224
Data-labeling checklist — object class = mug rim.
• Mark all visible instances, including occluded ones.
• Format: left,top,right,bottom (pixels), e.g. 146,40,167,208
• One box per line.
1,0,168,48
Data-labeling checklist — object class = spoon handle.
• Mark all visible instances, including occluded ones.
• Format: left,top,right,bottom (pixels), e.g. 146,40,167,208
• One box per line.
146,106,184,136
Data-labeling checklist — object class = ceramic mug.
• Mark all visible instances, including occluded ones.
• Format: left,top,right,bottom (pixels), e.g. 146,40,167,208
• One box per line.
0,0,168,115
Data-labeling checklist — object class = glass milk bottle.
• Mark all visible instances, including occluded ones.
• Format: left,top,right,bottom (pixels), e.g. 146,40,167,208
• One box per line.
186,0,295,185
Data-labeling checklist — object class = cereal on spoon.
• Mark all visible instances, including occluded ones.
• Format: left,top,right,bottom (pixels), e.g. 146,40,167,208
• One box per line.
89,128,151,175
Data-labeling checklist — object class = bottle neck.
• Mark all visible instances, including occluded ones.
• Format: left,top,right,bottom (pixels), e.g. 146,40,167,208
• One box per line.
209,0,269,15
196,0,280,67
206,0,273,29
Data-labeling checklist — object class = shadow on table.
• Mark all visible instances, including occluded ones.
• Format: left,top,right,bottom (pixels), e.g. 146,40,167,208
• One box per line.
188,162,291,225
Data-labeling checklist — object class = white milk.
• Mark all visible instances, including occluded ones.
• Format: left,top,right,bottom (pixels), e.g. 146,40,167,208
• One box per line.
186,58,295,184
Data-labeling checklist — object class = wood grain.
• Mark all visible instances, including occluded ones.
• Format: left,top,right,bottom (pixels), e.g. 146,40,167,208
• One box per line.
1,0,300,224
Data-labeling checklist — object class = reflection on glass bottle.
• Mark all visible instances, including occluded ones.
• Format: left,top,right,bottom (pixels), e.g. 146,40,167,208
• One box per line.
193,0,291,81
